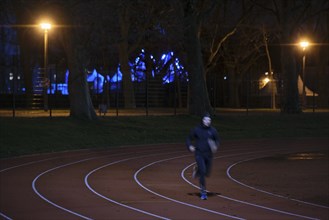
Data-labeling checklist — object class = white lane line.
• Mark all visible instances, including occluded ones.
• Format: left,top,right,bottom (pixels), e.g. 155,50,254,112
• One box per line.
2,144,316,220
0,156,66,173
32,156,97,220
135,149,289,219
0,144,262,220
0,151,117,220
0,145,178,173
134,155,245,220
181,151,321,220
85,151,188,220
0,155,73,220
84,147,256,219
0,212,13,220
31,149,169,220
226,156,329,209
86,147,261,220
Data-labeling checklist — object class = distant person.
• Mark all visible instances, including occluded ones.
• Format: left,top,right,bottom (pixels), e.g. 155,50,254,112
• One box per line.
186,113,220,200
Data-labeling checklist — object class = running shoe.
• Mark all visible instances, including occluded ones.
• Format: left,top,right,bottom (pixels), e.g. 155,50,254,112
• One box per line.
200,192,207,200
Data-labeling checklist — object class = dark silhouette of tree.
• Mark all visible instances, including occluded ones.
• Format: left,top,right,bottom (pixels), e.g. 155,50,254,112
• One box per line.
6,0,42,107
222,27,265,107
100,0,178,109
53,0,97,119
203,1,263,108
179,0,218,116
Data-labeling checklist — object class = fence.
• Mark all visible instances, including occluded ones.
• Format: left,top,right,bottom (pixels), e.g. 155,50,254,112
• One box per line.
3,66,320,117
0,67,190,117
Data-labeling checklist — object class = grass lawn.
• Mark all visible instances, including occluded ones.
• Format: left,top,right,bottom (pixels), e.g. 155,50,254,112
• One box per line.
1,112,328,158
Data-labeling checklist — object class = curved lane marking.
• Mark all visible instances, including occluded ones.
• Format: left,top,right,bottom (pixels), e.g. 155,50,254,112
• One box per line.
134,154,245,220
32,149,174,220
32,156,98,220
0,154,87,220
181,151,321,220
0,144,243,220
3,143,323,220
226,156,329,209
0,212,13,220
85,151,188,220
88,147,296,220
87,147,264,219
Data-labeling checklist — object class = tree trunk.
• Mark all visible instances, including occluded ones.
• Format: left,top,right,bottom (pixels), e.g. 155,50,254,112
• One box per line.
61,29,97,120
184,4,213,116
317,44,329,108
68,61,97,120
279,7,301,113
280,44,301,113
119,42,135,108
118,3,136,109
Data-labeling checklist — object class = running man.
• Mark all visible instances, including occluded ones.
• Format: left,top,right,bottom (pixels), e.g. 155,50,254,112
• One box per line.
186,113,220,200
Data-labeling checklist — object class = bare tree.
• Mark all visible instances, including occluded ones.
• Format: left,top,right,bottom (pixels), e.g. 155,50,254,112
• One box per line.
222,27,265,107
201,0,260,108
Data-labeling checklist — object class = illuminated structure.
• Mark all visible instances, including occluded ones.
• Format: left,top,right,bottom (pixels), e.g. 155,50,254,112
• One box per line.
46,50,187,96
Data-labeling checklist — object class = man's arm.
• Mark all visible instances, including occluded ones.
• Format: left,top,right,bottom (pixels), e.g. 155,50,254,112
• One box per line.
186,128,196,152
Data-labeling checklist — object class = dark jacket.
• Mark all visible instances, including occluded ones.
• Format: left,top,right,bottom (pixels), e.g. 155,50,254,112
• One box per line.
186,124,220,154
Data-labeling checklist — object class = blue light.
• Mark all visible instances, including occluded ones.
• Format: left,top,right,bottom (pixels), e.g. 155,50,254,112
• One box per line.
86,69,105,93
111,67,122,82
161,54,166,60
15,50,189,96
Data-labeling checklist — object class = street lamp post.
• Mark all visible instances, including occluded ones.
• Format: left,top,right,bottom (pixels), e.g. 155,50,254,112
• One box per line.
263,72,275,109
40,23,51,115
270,72,275,109
299,41,309,109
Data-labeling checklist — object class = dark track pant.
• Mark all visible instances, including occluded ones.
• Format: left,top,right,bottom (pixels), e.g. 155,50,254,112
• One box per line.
195,152,212,192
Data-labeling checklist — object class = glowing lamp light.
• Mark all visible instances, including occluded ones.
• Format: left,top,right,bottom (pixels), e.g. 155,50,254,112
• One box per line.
40,23,51,30
263,77,270,84
259,77,270,89
299,41,309,51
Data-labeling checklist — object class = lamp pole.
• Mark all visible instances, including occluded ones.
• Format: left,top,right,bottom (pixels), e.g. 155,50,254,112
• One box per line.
302,52,306,108
270,72,275,109
40,23,51,114
299,41,309,109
